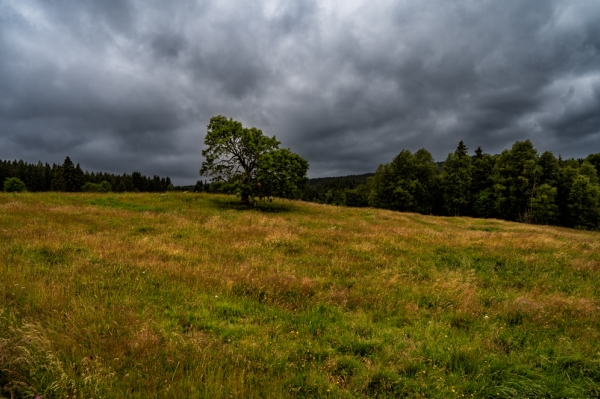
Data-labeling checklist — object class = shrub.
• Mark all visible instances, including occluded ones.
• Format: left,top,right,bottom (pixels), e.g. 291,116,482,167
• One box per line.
82,181,112,193
4,177,27,192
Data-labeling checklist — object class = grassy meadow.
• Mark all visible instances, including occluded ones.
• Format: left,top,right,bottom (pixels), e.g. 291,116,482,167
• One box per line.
1,192,599,398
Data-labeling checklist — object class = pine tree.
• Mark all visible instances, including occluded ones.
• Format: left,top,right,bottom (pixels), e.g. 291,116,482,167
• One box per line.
474,146,483,159
132,171,145,192
62,157,80,192
455,140,469,158
51,164,65,191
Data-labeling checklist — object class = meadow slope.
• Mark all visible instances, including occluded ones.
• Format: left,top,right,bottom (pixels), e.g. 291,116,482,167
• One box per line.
1,193,599,398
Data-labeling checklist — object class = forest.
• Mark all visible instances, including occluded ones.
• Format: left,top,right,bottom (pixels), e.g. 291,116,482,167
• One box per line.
296,140,600,230
0,156,173,193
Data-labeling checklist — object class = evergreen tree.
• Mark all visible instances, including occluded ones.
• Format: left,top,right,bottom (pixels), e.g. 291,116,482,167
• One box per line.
474,146,483,159
62,157,81,192
132,171,145,192
74,163,86,191
441,151,472,216
455,140,469,158
51,164,65,191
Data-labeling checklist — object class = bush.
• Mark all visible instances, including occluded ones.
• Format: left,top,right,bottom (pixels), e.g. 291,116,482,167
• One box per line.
4,177,27,192
82,181,112,193
100,181,112,192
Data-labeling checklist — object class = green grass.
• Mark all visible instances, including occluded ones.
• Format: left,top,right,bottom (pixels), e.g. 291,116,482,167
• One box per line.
1,192,599,398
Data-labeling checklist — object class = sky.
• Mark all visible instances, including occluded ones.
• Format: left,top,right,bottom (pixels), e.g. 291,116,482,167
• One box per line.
1,0,599,185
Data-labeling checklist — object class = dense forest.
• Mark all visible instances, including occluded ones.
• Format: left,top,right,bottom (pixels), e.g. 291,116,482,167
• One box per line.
296,140,600,229
1,156,173,192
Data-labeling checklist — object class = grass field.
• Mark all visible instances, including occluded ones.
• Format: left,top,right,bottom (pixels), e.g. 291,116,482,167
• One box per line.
1,192,599,398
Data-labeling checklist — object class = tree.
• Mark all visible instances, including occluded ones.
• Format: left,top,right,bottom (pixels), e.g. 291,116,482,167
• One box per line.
442,145,472,216
568,175,600,229
254,148,309,200
100,181,112,192
556,164,578,225
193,180,204,193
538,151,560,187
471,149,496,217
367,149,438,214
199,115,309,203
368,163,396,209
132,171,145,192
493,140,540,222
579,161,598,185
530,184,559,225
4,177,27,192
345,184,370,207
82,181,111,193
62,157,84,192
455,140,469,158
585,153,600,175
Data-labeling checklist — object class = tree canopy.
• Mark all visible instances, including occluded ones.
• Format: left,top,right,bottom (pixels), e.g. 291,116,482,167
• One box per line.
199,115,309,203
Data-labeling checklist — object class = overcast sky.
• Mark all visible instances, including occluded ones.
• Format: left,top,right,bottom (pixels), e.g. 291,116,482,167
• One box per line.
1,0,599,184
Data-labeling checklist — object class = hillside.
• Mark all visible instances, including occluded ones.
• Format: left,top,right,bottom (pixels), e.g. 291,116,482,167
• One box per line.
1,192,599,398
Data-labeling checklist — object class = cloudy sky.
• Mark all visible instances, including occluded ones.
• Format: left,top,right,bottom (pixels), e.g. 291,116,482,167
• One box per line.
1,0,599,184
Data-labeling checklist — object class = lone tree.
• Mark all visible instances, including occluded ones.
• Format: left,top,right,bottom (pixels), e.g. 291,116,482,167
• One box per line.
200,115,309,204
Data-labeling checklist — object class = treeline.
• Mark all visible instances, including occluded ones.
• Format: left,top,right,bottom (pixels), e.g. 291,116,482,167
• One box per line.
1,156,173,192
304,140,600,229
301,174,373,204
185,174,375,202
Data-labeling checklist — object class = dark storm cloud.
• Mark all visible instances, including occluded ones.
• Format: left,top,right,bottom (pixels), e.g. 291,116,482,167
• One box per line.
1,0,599,184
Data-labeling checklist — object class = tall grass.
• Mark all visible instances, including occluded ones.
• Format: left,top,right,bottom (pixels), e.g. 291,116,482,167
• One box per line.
1,192,599,398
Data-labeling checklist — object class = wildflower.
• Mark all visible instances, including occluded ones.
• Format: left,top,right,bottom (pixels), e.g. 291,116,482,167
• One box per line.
484,315,489,319
215,295,218,298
